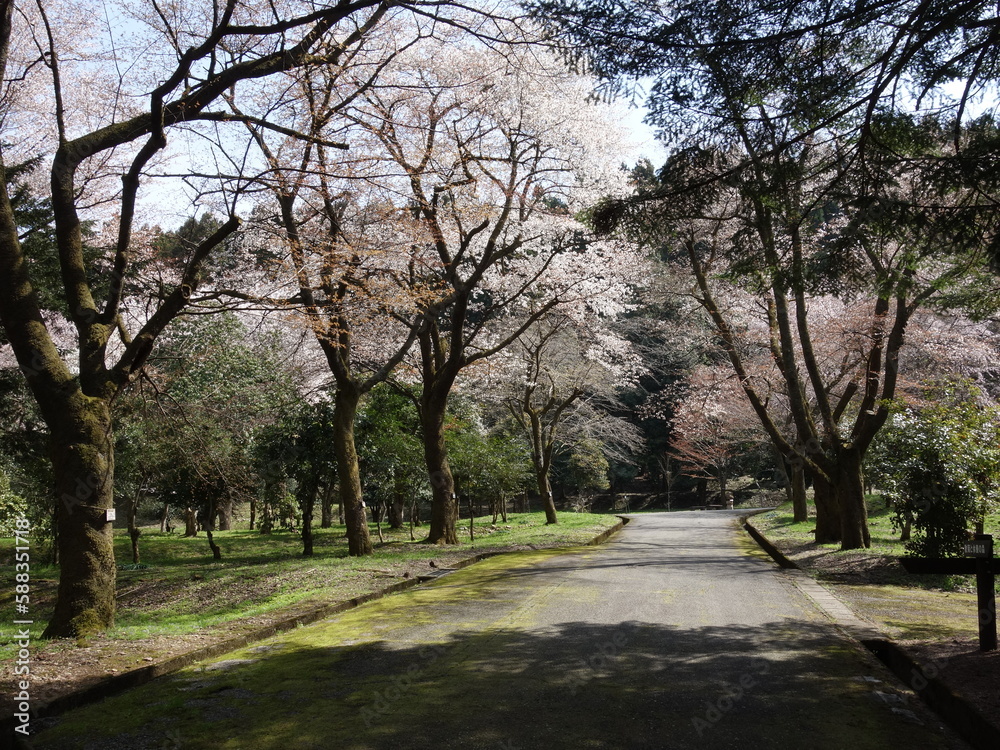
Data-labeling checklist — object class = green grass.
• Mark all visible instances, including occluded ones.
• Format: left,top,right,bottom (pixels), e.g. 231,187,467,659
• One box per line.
755,493,1000,561
750,495,999,641
0,511,619,661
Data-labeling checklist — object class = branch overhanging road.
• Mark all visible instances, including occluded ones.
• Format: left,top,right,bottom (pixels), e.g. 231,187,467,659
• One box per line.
33,512,969,750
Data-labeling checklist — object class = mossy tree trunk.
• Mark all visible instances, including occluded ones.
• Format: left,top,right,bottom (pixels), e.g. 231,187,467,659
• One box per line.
333,384,372,556
422,390,459,545
45,398,117,637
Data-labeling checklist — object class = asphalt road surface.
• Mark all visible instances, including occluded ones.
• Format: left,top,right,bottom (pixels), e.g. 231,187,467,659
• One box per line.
33,512,968,750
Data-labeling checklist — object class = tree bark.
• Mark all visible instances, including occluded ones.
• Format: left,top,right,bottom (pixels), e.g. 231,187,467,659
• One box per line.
422,395,458,544
43,398,117,637
812,471,841,544
836,448,871,550
320,476,335,528
215,498,232,531
389,492,405,529
537,468,558,525
528,411,558,525
334,385,372,556
790,463,808,523
127,498,141,565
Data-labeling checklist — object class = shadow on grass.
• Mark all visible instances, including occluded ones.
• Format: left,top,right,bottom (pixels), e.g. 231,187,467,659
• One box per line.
32,619,948,750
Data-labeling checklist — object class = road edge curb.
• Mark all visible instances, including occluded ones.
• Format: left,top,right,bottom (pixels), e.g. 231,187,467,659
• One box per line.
741,512,1000,750
6,517,627,743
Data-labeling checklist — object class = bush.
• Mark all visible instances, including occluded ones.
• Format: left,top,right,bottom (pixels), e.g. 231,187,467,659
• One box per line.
0,469,28,535
867,392,1000,557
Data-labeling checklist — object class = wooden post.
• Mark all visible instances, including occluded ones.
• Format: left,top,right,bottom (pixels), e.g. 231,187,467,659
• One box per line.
969,535,997,652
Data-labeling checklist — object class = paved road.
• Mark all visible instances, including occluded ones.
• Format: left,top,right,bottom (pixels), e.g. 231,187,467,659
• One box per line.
34,512,967,750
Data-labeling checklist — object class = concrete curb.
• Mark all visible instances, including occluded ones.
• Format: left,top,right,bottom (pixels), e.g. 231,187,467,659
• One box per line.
864,638,1000,750
741,514,1000,750
4,518,626,740
742,517,799,569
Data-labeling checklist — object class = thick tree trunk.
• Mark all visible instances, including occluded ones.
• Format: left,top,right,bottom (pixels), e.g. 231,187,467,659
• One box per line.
43,398,117,638
836,449,871,550
184,507,198,537
812,471,841,544
333,386,372,556
422,397,458,544
160,502,171,533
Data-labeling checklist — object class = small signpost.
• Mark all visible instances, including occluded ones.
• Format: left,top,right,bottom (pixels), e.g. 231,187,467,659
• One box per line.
900,534,996,652
965,535,996,652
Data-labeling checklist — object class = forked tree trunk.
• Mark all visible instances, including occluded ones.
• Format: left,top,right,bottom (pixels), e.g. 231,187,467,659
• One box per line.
529,414,558,525
334,386,372,556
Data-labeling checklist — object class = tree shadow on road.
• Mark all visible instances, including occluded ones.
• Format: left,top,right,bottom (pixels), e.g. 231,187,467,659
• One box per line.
32,618,958,750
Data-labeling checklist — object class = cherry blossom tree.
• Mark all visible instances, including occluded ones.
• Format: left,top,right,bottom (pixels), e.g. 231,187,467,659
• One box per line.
474,296,645,523
669,365,767,505
332,36,637,543
0,0,496,637
598,120,997,548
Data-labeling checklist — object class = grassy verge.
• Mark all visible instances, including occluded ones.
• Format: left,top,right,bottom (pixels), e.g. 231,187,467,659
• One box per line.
750,496,999,641
0,512,619,663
